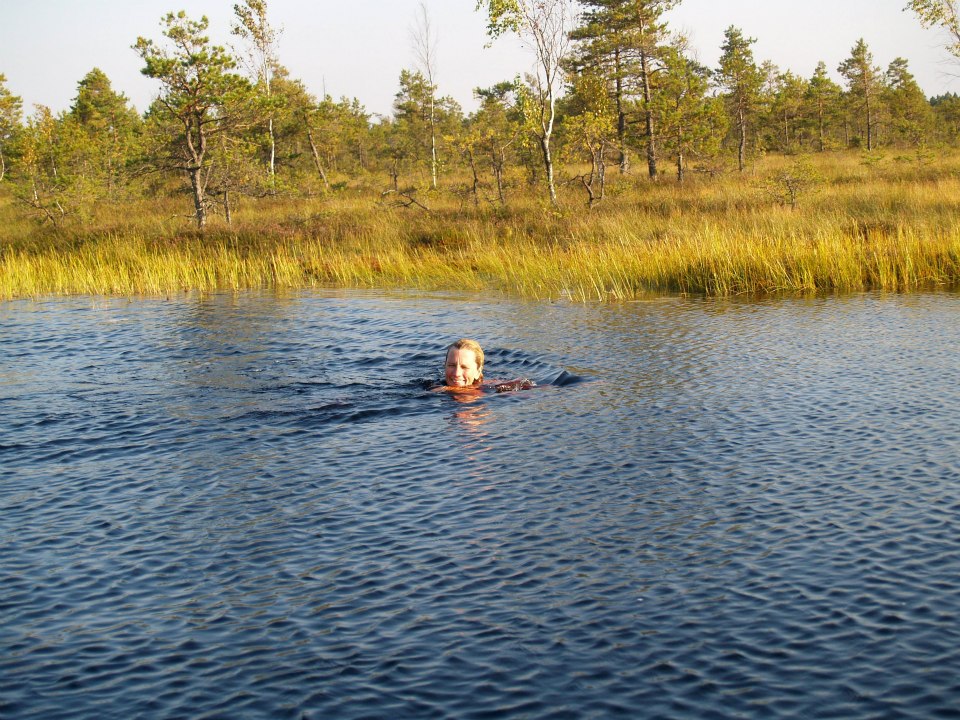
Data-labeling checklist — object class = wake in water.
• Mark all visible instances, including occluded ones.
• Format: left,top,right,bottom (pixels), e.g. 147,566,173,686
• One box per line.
227,345,583,429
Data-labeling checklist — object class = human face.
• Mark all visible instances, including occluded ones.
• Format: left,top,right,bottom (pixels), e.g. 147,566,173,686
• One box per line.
445,347,482,387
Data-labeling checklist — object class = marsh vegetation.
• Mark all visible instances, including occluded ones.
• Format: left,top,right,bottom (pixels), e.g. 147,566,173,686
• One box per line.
2,1,959,300
2,150,958,300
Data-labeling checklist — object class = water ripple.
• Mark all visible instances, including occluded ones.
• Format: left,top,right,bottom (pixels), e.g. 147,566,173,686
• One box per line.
2,291,959,718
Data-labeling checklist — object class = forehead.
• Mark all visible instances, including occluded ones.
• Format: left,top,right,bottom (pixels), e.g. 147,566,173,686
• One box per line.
446,347,479,365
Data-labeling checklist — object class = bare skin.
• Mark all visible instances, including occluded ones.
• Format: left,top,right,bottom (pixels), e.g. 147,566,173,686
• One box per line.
444,347,483,387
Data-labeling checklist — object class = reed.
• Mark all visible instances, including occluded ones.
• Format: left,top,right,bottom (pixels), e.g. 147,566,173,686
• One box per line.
2,151,959,300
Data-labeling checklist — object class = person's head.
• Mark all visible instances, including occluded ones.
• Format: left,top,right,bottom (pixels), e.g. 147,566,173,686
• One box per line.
444,338,484,387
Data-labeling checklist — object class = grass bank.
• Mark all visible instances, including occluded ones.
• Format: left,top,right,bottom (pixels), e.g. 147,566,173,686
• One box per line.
2,152,959,300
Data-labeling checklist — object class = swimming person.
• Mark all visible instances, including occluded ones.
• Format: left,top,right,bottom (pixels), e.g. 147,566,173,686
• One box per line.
441,339,535,393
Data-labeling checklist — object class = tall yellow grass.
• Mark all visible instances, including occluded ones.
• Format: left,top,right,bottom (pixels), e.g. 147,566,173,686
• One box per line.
2,151,958,300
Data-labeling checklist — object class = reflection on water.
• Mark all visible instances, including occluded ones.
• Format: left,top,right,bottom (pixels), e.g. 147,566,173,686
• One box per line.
2,290,960,719
447,393,493,426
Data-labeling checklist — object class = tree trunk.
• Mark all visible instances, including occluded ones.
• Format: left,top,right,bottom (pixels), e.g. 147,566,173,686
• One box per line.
184,116,208,229
467,149,479,207
614,48,628,174
189,165,206,229
391,160,400,192
493,146,506,205
358,141,366,171
677,127,685,182
818,103,825,152
640,48,658,180
580,140,598,208
597,140,607,202
268,116,276,190
429,97,438,190
737,104,747,171
540,133,557,207
305,123,330,188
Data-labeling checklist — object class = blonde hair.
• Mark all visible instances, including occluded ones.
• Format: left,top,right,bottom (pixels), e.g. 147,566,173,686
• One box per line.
446,338,484,381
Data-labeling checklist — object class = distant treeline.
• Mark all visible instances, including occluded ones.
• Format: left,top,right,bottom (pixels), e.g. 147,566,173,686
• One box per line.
0,0,957,228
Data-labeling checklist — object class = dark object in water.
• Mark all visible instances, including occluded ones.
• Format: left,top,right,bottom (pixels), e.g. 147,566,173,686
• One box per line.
492,378,536,393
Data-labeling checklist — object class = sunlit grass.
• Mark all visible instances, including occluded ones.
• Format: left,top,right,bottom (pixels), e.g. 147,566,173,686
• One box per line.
2,151,959,300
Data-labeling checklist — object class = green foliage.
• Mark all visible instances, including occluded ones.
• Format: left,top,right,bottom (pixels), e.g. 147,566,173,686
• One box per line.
766,71,808,152
476,0,523,38
6,0,960,234
232,0,282,186
562,70,616,205
476,0,575,206
908,0,960,56
0,74,23,181
717,26,763,170
388,69,463,186
462,81,526,204
652,44,727,181
232,0,279,83
759,156,824,208
6,68,142,226
804,61,844,151
67,69,143,195
14,106,82,225
838,38,882,150
134,11,256,227
884,57,935,146
932,93,960,139
568,0,679,175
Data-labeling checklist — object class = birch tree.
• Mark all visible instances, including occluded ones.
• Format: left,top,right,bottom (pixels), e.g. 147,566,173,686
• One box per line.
232,0,282,188
477,0,577,206
232,0,280,189
411,2,440,189
908,0,960,56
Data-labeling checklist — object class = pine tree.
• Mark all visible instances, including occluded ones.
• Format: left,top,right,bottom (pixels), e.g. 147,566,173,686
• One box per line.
569,0,680,177
135,11,255,228
838,39,882,150
652,43,726,182
805,61,843,151
68,68,142,194
716,26,762,171
884,57,934,148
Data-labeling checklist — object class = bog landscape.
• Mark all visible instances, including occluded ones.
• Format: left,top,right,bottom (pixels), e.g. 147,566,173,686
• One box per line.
1,0,959,300
5,3,960,719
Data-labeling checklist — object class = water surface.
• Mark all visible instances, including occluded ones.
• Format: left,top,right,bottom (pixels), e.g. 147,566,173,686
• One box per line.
2,290,959,718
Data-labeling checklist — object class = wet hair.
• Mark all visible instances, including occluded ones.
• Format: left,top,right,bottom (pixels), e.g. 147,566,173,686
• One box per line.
446,338,484,381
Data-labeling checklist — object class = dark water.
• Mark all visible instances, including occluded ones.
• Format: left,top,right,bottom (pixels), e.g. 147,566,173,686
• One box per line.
2,290,959,719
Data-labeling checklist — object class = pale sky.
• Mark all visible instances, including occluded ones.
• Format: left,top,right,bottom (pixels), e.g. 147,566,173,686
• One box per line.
1,0,957,120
